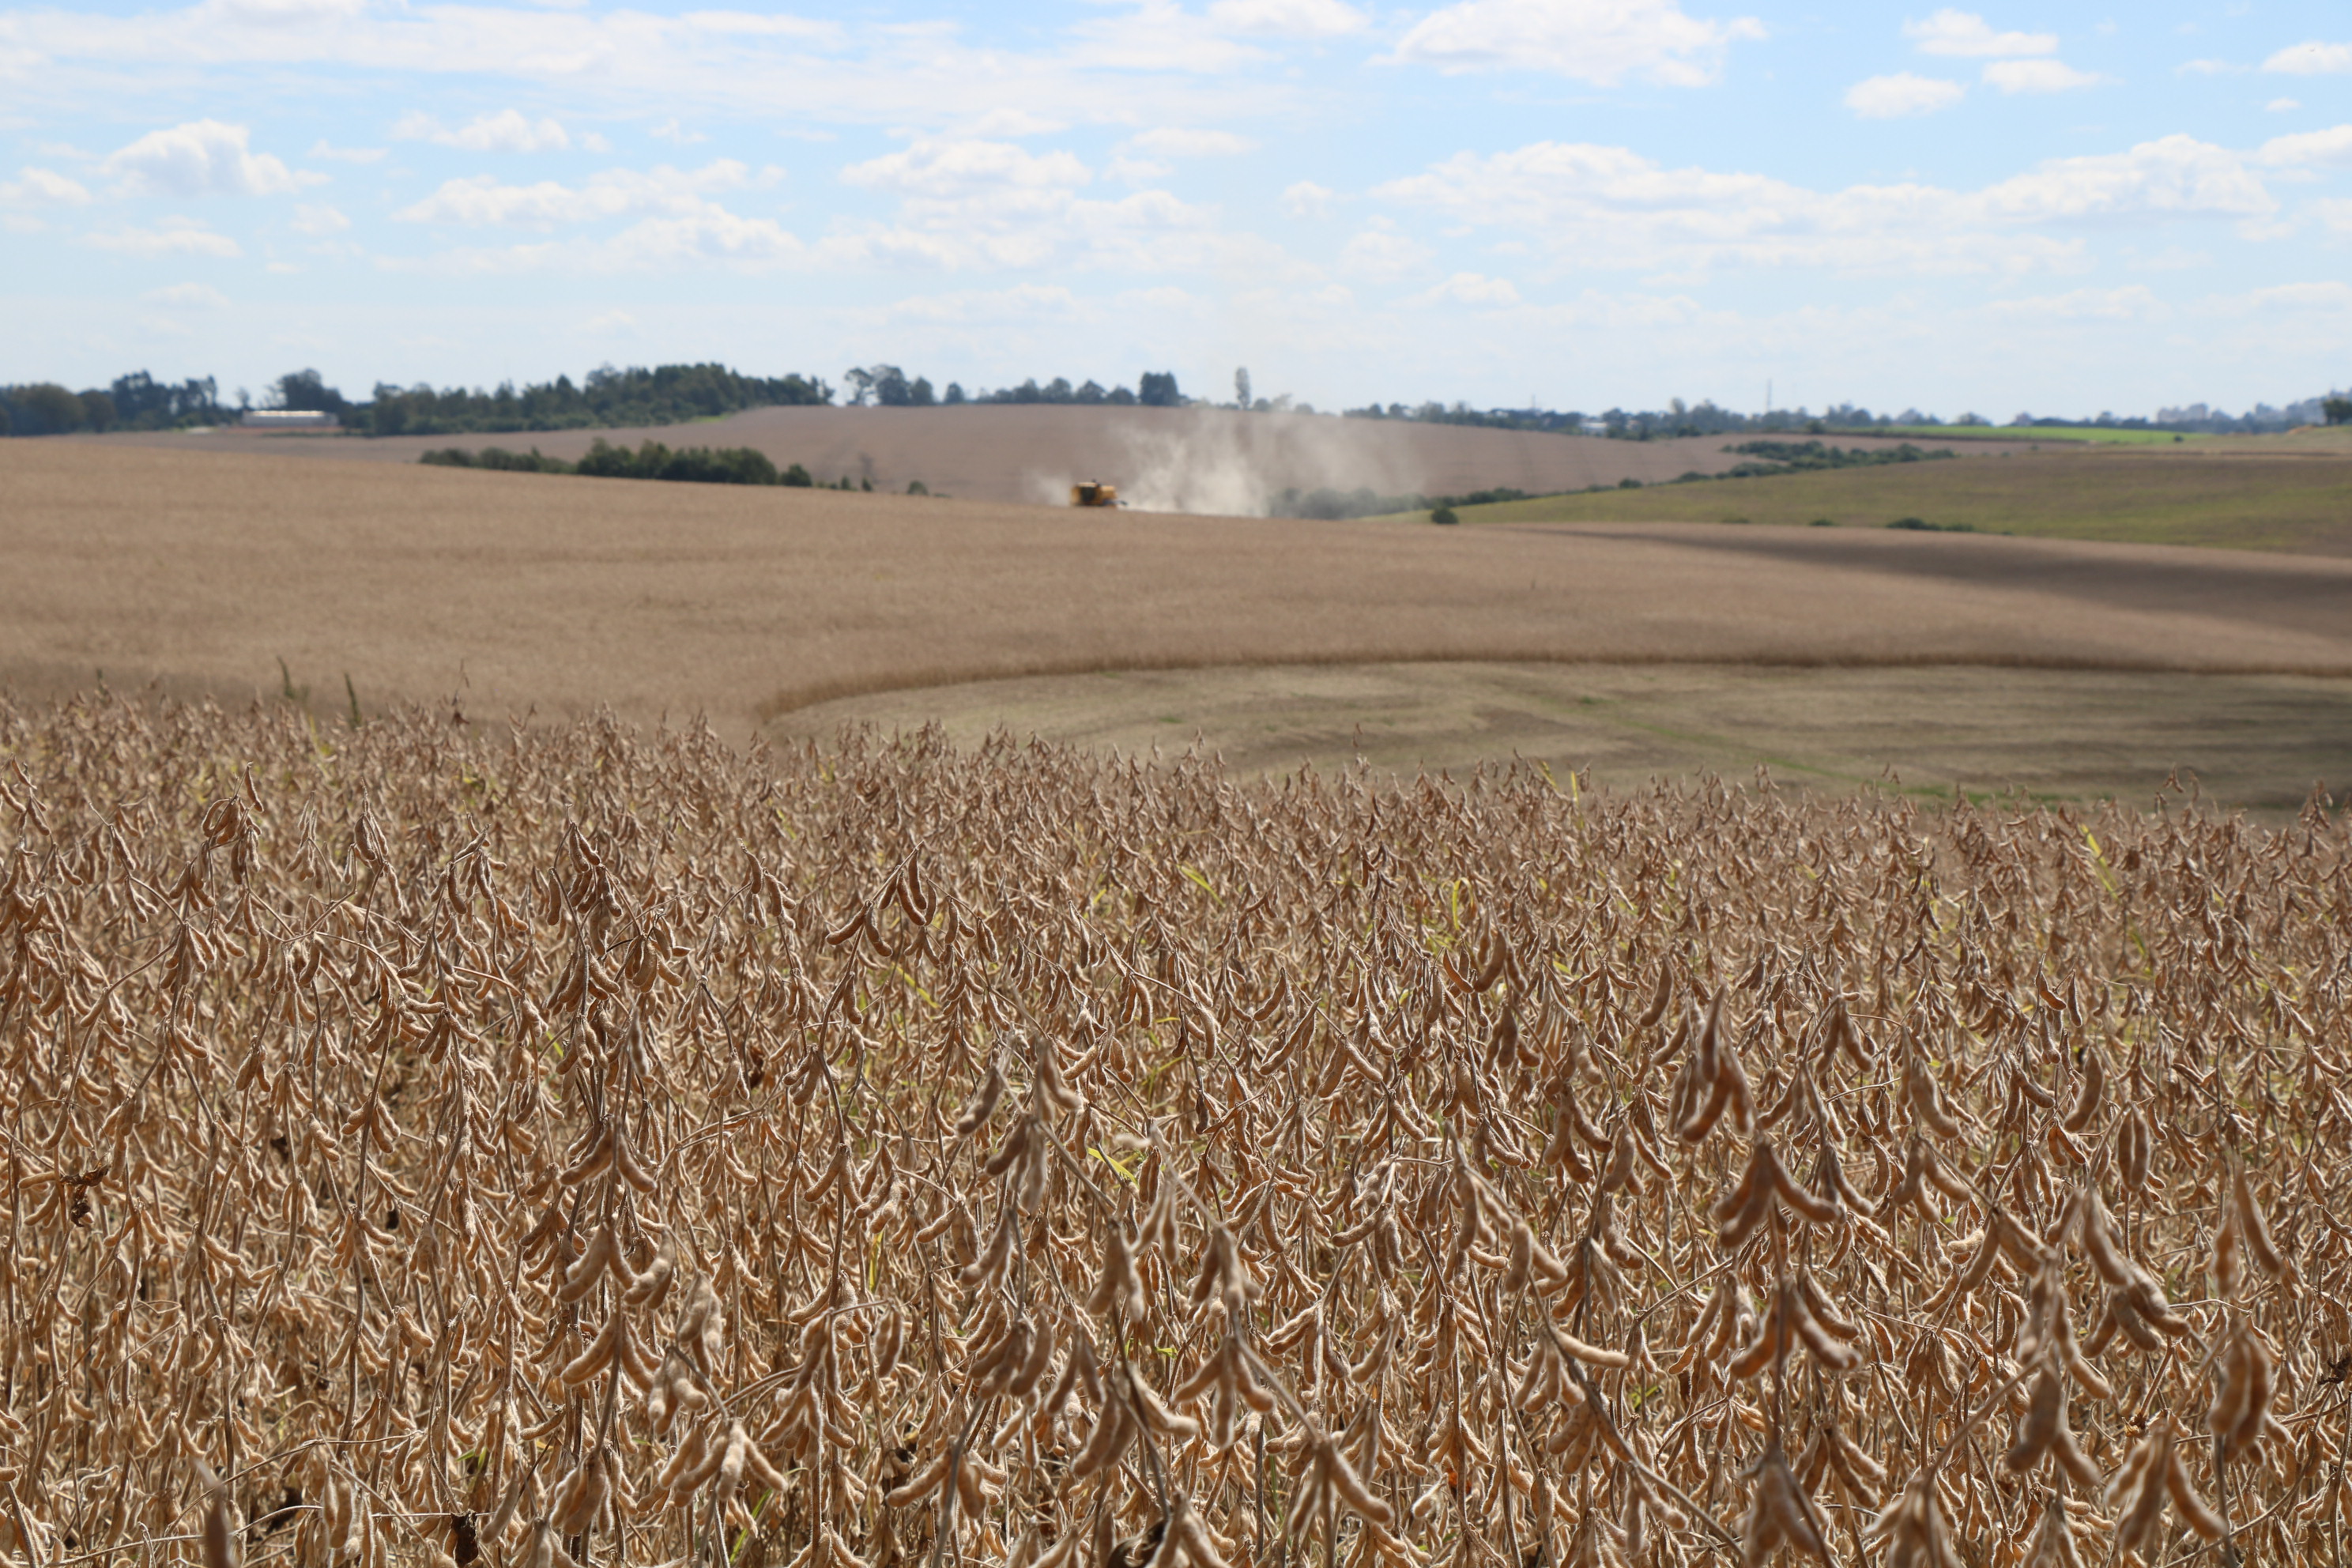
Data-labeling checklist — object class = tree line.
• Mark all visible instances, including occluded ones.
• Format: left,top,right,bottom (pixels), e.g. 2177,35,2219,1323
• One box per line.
839,365,1185,408
9,360,2343,439
0,372,232,436
420,440,909,493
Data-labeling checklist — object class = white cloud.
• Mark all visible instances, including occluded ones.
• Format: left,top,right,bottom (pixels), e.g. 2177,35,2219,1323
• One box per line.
1845,73,1966,118
141,281,230,308
2202,280,2352,314
649,119,707,145
878,283,1092,325
1373,134,2272,281
1984,285,2161,320
0,4,1302,137
200,0,368,22
1,166,92,205
1390,0,1766,87
842,140,1091,200
396,160,758,226
2309,198,2352,235
1283,179,1336,218
2264,42,2352,76
677,10,838,39
580,309,638,334
85,218,243,257
1065,2,1276,74
2257,126,2352,168
403,205,808,273
966,110,1068,138
1982,58,2105,93
2123,245,2211,270
1408,271,1522,307
2267,99,2301,112
1338,220,1434,280
292,202,350,234
1125,127,1257,158
1205,0,1368,36
103,119,301,197
1106,156,1174,185
308,140,385,163
1904,9,2056,58
1980,136,2271,220
394,109,577,153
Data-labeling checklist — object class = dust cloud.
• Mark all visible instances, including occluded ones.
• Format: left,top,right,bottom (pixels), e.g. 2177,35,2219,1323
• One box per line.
1026,410,1433,517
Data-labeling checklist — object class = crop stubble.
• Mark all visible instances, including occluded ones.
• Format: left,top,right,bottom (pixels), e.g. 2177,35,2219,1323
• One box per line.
0,695,2348,1568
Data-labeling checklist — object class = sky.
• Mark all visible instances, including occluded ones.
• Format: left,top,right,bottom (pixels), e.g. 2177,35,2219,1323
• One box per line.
2,0,2347,420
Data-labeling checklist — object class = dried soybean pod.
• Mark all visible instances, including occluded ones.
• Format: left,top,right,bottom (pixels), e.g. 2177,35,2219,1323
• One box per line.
2060,1046,2104,1133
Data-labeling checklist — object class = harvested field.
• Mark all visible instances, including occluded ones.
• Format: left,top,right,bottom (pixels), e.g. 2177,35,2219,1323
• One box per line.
777,662,2352,816
1452,428,2352,556
3,695,2348,1568
77,405,2045,513
8,442,2352,733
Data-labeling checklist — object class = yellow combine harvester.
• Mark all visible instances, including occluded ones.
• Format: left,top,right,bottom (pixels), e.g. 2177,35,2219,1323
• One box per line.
1069,481,1121,507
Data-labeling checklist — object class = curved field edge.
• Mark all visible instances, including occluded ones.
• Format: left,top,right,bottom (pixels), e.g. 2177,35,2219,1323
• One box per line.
769,660,2352,820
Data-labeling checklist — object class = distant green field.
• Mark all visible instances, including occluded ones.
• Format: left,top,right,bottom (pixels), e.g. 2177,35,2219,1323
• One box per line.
1436,443,2352,555
1834,424,2206,446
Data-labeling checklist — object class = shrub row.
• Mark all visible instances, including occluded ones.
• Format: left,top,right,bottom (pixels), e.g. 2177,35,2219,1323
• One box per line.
420,440,823,488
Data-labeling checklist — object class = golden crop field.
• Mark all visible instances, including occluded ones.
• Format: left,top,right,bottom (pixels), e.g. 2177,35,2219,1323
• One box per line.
5,693,2348,1568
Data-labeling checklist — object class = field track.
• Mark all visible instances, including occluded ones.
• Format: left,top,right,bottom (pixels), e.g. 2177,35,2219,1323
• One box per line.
9,441,2352,726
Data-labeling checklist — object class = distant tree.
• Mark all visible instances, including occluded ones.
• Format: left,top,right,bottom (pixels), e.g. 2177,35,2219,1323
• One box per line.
943,383,966,405
1137,371,1181,407
79,390,117,432
1430,506,1459,526
272,368,350,417
842,368,875,405
1106,385,1136,406
1234,367,1251,409
2324,395,2352,426
0,403,9,436
17,383,85,434
107,371,228,429
1074,379,1107,405
909,376,936,406
1045,377,1073,403
865,366,914,406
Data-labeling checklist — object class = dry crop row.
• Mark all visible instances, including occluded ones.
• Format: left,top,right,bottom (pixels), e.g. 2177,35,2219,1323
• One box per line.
1,698,2347,1568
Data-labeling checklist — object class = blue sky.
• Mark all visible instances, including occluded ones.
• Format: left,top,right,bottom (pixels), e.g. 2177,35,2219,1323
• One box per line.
2,0,2346,418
